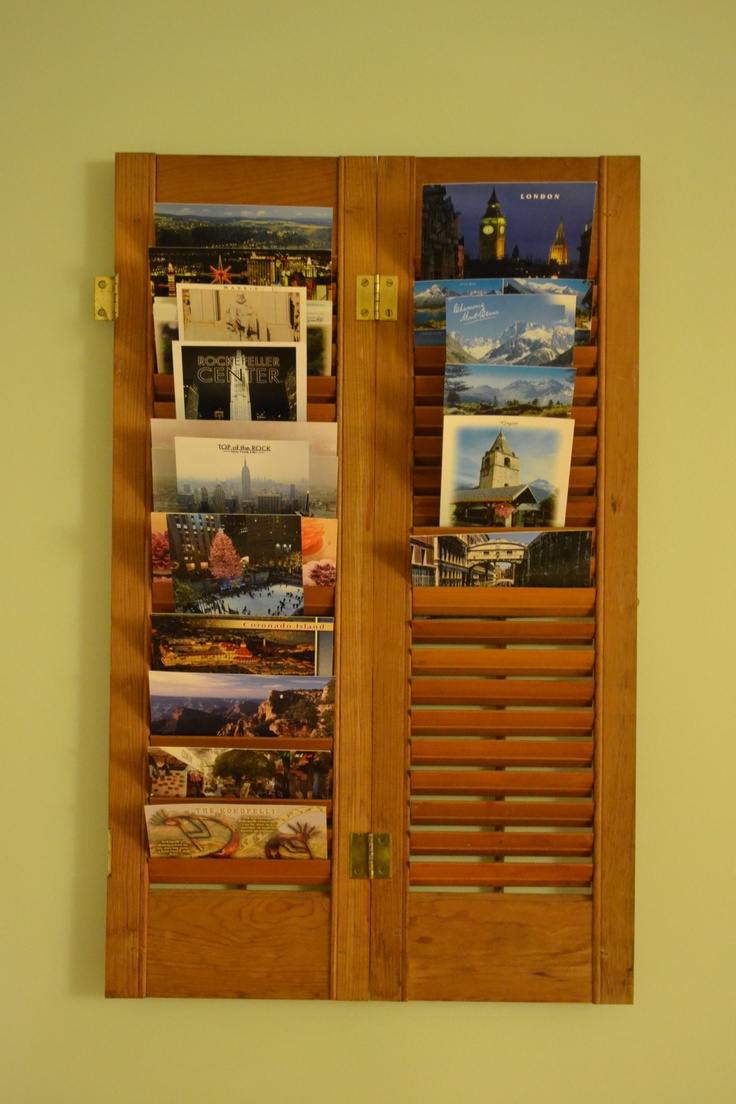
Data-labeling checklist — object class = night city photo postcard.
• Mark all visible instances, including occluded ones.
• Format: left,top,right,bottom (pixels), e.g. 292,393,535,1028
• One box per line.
149,243,332,302
439,414,575,528
150,615,334,677
148,670,335,741
421,181,597,280
176,283,306,344
173,435,309,515
173,341,307,422
411,529,593,588
444,362,575,418
151,418,337,516
166,512,304,618
148,746,333,802
413,278,504,346
446,292,576,367
145,802,328,860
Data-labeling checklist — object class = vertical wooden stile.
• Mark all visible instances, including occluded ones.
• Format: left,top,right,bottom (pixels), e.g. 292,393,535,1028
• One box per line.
330,157,379,1000
106,153,156,998
593,156,639,1003
369,157,415,1000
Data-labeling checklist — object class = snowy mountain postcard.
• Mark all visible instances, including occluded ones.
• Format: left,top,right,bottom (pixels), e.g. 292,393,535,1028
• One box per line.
446,292,576,367
413,278,504,346
150,614,334,678
145,803,328,860
177,283,306,344
421,181,597,280
174,435,309,515
439,414,575,528
504,277,594,344
444,362,575,417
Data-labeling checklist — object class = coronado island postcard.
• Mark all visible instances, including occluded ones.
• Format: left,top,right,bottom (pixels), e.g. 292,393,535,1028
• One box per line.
173,341,307,422
173,435,309,515
145,802,328,860
439,414,575,528
150,615,334,677
421,181,597,280
446,292,576,367
149,746,333,801
149,671,335,740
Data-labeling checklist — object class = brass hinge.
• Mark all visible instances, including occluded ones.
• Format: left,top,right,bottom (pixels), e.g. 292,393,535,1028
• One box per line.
355,274,398,321
94,275,118,321
349,832,391,879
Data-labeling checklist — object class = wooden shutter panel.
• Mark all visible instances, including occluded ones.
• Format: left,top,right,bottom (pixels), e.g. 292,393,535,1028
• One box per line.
106,153,638,1002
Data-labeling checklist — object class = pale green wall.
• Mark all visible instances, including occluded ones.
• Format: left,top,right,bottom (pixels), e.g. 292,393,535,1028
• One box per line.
2,1,734,1101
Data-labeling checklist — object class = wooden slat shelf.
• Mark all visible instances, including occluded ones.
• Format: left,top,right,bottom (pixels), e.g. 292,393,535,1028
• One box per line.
412,587,596,618
411,648,595,678
410,799,595,828
409,862,593,888
410,769,593,798
149,858,331,885
411,709,595,737
410,739,594,768
409,830,594,856
411,620,595,646
411,677,594,708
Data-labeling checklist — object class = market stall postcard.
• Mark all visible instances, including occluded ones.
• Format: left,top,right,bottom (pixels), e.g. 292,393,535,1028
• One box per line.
145,802,328,860
306,299,333,375
149,244,332,301
444,362,575,418
411,530,593,588
150,615,334,677
504,277,594,344
154,201,332,251
414,278,504,346
173,341,307,422
176,283,306,345
149,671,335,741
166,512,304,618
149,746,334,801
153,298,178,373
439,414,575,528
151,419,336,516
446,292,576,367
173,435,309,515
420,181,597,281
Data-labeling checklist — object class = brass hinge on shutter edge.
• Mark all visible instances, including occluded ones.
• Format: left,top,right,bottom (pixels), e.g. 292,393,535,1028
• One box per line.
355,275,398,321
349,832,391,878
94,275,118,321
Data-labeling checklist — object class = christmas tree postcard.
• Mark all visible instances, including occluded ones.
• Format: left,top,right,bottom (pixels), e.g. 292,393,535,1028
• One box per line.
504,277,594,345
176,283,306,344
145,802,328,860
411,530,593,588
148,746,333,802
413,278,504,346
151,419,337,516
166,512,304,617
173,435,309,515
172,341,307,422
420,181,597,280
148,670,335,741
444,362,575,417
439,414,575,528
150,615,334,677
446,292,576,367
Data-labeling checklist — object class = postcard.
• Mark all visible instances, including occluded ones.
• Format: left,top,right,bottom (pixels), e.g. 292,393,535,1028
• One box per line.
176,283,306,344
446,292,576,367
306,299,333,375
154,201,332,251
167,512,303,617
149,670,335,740
149,746,333,801
151,419,337,516
174,435,309,515
414,278,504,346
153,298,179,374
145,802,328,860
420,181,597,280
172,341,307,422
444,362,575,418
150,615,334,676
439,414,575,527
504,277,593,344
412,530,593,588
149,244,332,302
302,517,337,588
